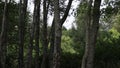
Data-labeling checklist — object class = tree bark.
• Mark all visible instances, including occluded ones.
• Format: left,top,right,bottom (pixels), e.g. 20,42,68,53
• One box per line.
81,1,93,68
50,0,73,68
26,0,38,67
0,0,8,68
26,24,34,68
52,0,61,68
60,0,73,25
41,0,50,68
34,0,41,68
18,0,28,68
81,0,101,68
49,19,55,68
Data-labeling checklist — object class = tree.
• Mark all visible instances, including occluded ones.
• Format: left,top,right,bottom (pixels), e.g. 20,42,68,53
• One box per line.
26,15,34,68
0,0,8,68
18,0,28,68
50,0,73,68
70,3,87,53
52,0,61,68
26,17,33,68
41,0,50,68
81,0,101,68
26,1,41,68
34,0,41,68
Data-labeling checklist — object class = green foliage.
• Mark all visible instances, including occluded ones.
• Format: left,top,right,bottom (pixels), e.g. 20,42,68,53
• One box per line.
61,53,82,68
0,2,31,67
68,3,87,53
100,0,120,30
61,34,75,53
0,2,19,67
95,29,120,68
112,11,120,32
1,0,120,68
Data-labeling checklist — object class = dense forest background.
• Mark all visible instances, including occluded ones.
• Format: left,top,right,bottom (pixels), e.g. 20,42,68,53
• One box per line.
0,0,120,68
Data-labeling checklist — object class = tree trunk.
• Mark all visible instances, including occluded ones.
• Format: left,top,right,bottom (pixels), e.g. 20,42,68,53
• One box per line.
26,0,38,67
49,20,55,68
50,0,73,68
18,0,28,68
26,0,41,68
81,0,101,68
0,0,8,68
41,0,49,68
26,23,34,68
52,0,61,68
34,0,41,68
81,1,93,68
60,0,73,25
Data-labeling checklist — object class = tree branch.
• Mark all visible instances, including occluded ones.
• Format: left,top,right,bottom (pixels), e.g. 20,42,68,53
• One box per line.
60,0,73,26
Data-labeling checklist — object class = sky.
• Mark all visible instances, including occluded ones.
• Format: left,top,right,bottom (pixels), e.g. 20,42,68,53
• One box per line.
15,0,104,29
15,0,80,29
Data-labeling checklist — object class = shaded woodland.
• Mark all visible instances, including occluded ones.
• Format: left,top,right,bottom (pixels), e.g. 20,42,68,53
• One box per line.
0,0,120,68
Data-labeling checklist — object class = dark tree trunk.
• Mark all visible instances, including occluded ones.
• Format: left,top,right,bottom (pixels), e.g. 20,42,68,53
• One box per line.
34,0,41,68
81,0,101,68
26,0,38,67
26,23,34,68
18,0,28,68
50,0,73,68
26,0,41,68
52,0,61,68
0,0,8,68
49,20,55,68
60,0,73,25
41,0,50,68
81,1,93,68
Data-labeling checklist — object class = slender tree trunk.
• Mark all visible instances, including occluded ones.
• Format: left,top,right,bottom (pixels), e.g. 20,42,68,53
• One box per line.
26,23,34,68
26,0,40,68
52,0,61,68
81,1,93,68
49,0,73,68
0,0,7,68
81,0,101,68
34,0,41,68
41,0,50,68
49,20,55,68
26,0,37,67
18,0,28,68
60,0,73,25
